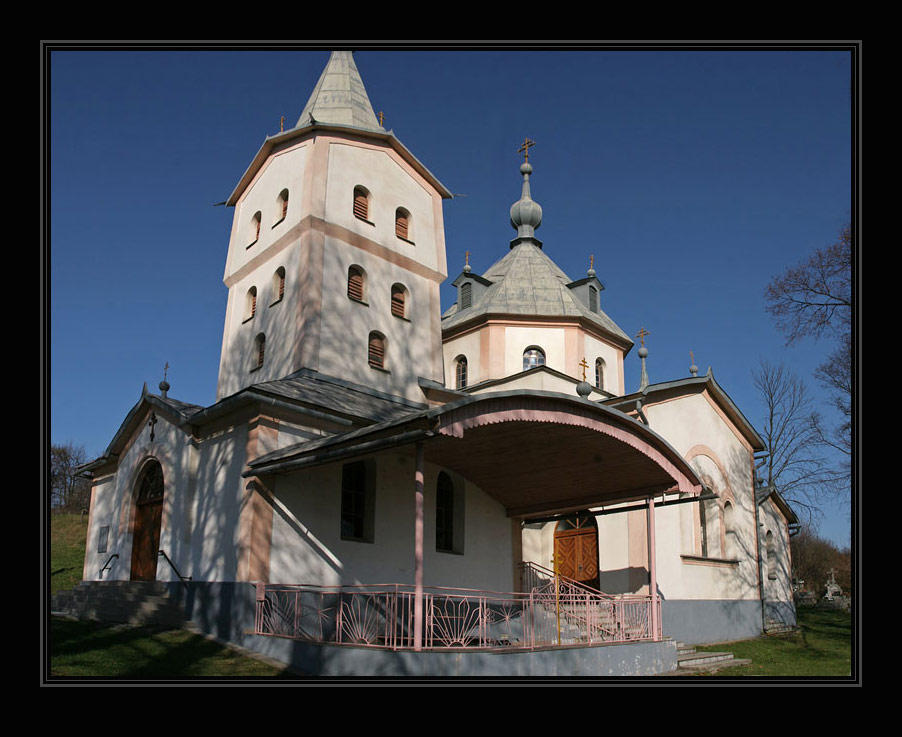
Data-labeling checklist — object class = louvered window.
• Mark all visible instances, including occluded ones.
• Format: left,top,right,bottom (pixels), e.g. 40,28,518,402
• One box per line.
455,357,467,389
255,334,266,369
391,285,406,318
245,287,257,320
353,187,369,221
348,267,365,302
395,208,409,240
460,282,472,310
275,267,286,301
589,285,598,313
280,190,289,219
368,332,385,369
251,211,261,244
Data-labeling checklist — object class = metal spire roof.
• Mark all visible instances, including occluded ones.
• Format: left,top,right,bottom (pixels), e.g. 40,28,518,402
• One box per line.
296,51,384,132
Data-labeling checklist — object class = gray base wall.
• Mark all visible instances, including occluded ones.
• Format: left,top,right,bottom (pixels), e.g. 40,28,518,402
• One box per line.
662,599,765,644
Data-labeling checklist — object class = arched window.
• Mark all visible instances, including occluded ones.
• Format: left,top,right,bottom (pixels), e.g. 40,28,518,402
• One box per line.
460,282,472,310
249,211,261,245
368,332,385,370
523,346,545,371
276,189,289,223
455,356,468,389
391,283,407,318
595,358,606,390
272,267,286,304
766,530,776,579
347,266,366,302
699,500,709,557
353,186,370,221
395,207,411,240
253,333,265,370
436,472,455,553
245,286,257,321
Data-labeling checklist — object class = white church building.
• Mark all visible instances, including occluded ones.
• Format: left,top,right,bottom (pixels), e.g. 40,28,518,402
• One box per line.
72,51,798,677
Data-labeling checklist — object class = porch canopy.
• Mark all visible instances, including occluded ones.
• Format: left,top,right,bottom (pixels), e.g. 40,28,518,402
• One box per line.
246,390,703,517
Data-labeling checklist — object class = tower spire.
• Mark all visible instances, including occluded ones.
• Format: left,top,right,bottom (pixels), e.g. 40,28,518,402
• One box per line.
296,51,384,132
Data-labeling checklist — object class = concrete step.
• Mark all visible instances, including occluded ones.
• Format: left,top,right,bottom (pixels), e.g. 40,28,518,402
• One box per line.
677,651,736,669
51,581,188,628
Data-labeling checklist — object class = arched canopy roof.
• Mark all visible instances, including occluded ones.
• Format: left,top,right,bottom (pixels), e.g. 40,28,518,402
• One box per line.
246,390,703,519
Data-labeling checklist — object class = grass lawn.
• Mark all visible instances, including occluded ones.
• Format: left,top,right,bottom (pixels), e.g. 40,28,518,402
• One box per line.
48,617,296,679
50,513,89,596
693,607,853,677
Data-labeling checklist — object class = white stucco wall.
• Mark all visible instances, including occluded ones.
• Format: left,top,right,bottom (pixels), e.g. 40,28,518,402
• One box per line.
268,450,514,592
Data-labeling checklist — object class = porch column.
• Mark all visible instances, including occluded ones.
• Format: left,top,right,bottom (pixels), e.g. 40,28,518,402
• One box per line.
647,495,659,641
414,441,425,651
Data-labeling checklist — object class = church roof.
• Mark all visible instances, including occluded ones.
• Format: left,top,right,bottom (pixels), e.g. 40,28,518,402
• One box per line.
296,51,384,132
442,241,633,348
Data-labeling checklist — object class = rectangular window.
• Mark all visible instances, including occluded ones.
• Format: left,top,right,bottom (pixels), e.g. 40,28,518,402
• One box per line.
436,472,464,554
341,460,374,542
97,525,110,554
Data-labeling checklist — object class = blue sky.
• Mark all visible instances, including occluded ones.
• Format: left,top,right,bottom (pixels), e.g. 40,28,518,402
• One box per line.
48,46,854,545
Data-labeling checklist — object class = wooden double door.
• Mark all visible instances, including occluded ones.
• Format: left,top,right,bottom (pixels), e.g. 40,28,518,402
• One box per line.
130,460,165,581
554,515,599,588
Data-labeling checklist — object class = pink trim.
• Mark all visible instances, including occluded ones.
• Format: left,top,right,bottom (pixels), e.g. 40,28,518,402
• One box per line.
414,442,425,651
647,497,659,641
437,402,701,496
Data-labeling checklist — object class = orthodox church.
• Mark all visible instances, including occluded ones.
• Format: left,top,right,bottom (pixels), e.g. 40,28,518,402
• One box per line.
73,51,798,677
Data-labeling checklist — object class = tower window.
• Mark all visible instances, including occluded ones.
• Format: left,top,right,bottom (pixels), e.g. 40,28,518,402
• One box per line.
347,266,366,303
391,284,407,318
455,356,468,389
395,208,411,241
353,186,370,222
253,333,266,371
436,472,455,553
523,346,545,371
249,211,261,246
244,286,258,321
275,189,289,224
588,285,598,313
368,332,386,370
272,267,286,304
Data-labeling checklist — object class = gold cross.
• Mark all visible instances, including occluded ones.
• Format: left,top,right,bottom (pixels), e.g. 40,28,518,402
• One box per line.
378,111,385,126
280,116,285,132
689,350,694,365
578,357,589,382
465,250,470,267
636,327,650,347
518,137,536,162
589,254,594,270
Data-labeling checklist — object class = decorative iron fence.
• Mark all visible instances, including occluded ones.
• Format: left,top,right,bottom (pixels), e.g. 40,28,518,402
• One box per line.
254,567,661,651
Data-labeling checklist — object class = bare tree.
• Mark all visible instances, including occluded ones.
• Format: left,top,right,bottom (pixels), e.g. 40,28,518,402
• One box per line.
754,361,840,527
50,443,92,512
765,224,853,482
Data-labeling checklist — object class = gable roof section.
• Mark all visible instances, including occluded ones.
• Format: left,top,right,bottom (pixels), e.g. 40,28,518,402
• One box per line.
604,371,766,452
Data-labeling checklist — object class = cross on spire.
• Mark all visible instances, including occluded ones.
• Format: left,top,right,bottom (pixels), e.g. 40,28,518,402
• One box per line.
636,327,650,347
378,111,385,126
465,250,470,267
280,116,285,132
578,357,589,382
518,137,536,163
589,254,594,270
163,362,169,382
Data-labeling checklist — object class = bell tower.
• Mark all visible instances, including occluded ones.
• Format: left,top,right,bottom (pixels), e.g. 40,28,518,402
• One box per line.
215,51,452,403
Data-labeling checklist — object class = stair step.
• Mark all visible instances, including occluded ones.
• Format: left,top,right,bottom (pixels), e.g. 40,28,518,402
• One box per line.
677,651,735,668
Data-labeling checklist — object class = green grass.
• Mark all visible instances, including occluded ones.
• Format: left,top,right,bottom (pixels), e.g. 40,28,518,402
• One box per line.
693,607,853,677
48,617,296,679
50,513,89,596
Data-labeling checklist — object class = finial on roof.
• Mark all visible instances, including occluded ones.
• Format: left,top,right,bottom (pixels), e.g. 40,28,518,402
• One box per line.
159,362,170,399
464,250,471,273
689,350,698,377
588,254,596,278
509,140,543,248
636,327,650,392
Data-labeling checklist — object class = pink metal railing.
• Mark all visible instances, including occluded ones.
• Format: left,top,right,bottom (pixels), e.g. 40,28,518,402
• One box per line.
254,569,661,651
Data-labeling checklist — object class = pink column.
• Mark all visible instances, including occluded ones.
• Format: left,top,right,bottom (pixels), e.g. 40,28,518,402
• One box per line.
414,441,425,651
647,496,659,641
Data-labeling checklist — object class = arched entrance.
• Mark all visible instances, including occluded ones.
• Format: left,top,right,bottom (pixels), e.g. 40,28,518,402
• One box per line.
553,513,599,589
130,459,165,581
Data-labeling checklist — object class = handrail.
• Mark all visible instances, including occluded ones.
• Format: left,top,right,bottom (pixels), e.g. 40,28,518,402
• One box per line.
157,550,191,588
99,553,118,579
